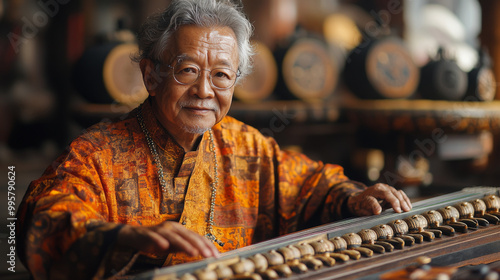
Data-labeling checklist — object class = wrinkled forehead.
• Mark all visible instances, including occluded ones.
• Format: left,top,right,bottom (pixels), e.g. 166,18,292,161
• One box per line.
164,25,239,69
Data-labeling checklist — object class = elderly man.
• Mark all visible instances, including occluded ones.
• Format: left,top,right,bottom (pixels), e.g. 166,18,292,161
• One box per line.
17,0,412,279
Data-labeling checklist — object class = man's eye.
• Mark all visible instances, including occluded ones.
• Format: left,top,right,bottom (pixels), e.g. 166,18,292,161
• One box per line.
179,67,198,74
213,70,231,79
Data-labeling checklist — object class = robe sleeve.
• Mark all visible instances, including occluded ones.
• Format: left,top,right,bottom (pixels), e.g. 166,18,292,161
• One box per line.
16,138,137,280
273,142,366,235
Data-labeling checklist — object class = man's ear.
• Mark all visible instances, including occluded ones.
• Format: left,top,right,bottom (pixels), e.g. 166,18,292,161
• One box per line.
140,59,158,96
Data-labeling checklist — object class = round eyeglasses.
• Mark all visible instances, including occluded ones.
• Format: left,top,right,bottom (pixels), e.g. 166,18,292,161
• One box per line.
167,63,240,90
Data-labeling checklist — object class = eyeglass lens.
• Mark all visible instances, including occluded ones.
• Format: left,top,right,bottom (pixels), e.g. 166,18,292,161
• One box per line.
173,63,238,89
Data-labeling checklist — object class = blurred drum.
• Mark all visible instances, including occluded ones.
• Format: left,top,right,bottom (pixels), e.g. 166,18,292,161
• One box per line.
465,50,496,102
234,41,277,103
466,66,496,101
274,32,339,102
73,43,148,106
344,37,420,99
419,48,467,101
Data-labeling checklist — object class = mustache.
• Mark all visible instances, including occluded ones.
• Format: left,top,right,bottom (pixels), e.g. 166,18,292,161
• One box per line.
178,99,219,111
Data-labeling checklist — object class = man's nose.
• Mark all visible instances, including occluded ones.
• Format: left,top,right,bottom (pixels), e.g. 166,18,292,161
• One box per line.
192,70,215,99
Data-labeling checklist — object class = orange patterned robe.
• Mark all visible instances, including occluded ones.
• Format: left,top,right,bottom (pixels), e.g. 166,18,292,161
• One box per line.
17,100,366,279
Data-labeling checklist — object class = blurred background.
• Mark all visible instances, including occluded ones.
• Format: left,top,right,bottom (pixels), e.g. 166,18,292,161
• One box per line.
1,0,500,277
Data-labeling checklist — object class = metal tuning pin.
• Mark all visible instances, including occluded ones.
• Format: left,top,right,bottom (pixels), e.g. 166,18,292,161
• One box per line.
422,210,455,236
470,198,500,225
371,224,405,250
357,229,389,253
437,206,468,233
387,219,419,245
329,236,361,260
404,215,436,241
341,233,374,257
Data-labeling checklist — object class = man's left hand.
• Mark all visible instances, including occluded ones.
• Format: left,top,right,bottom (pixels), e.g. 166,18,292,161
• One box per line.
347,183,412,216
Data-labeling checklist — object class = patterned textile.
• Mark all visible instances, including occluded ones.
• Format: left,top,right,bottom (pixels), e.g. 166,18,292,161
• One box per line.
16,99,366,279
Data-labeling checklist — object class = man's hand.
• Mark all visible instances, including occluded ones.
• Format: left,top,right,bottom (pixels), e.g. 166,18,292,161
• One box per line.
117,221,220,258
347,183,412,216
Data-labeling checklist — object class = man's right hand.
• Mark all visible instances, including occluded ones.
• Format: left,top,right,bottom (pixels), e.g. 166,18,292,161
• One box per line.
117,221,220,258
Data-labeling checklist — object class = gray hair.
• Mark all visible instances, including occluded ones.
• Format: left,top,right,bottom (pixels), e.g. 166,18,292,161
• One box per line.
136,0,254,78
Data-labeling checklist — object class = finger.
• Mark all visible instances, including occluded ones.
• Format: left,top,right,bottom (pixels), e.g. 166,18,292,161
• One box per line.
388,188,412,212
176,225,220,258
163,230,201,256
365,196,383,215
398,190,413,211
178,228,220,258
157,223,219,258
371,184,402,213
144,230,172,252
118,225,171,255
200,234,221,258
348,194,373,216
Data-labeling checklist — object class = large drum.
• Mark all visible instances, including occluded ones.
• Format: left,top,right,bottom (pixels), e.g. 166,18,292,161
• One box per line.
419,49,468,101
73,43,148,106
465,51,496,102
274,32,339,102
234,41,278,103
344,37,420,100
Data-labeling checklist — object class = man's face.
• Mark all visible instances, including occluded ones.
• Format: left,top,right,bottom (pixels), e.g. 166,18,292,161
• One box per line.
148,25,239,135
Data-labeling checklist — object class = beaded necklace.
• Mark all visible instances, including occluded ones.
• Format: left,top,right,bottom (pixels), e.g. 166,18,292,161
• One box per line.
137,106,224,246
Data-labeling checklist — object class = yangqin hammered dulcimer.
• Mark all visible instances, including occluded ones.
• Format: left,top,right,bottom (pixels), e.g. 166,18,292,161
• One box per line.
133,187,500,280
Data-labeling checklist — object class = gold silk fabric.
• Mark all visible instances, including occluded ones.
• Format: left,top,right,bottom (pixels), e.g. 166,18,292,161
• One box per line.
17,99,366,279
